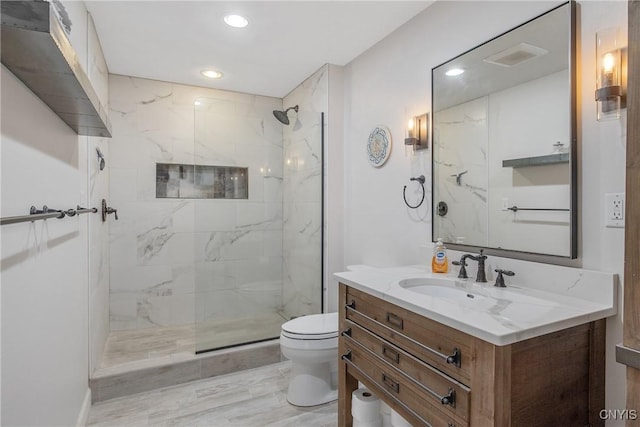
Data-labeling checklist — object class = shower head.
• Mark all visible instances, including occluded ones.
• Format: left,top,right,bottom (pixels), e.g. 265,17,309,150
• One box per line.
273,105,299,125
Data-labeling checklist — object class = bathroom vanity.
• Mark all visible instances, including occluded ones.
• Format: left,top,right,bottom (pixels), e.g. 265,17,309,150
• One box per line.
336,266,617,427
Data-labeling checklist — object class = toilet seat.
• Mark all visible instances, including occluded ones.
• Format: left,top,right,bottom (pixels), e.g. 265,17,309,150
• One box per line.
281,313,338,340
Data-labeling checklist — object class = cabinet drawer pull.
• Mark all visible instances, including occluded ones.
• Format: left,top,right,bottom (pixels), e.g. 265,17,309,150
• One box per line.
344,304,463,368
343,331,460,410
446,348,461,367
341,328,352,337
440,389,456,406
385,312,404,330
382,373,400,393
382,344,400,364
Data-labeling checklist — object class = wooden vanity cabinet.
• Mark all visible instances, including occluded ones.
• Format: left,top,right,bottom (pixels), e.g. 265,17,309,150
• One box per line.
338,283,605,427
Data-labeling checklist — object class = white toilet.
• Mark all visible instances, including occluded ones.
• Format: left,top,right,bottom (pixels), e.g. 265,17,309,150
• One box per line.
280,312,339,406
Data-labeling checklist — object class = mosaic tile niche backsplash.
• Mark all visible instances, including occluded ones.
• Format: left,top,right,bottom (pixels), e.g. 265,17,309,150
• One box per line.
156,163,248,199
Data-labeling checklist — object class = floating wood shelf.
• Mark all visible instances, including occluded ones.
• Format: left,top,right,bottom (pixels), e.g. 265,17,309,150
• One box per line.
502,153,569,168
1,1,112,137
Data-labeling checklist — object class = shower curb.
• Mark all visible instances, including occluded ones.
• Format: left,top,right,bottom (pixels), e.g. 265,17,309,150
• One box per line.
90,340,283,403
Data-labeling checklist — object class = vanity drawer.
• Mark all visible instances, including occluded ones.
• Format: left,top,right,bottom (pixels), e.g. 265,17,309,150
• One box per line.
343,340,467,427
345,286,472,384
343,319,470,422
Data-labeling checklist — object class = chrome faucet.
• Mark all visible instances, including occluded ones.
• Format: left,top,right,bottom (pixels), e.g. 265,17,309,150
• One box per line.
463,249,487,282
452,256,469,279
494,269,515,287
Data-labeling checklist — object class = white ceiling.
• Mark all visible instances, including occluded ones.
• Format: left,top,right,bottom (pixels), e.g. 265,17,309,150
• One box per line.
85,1,433,99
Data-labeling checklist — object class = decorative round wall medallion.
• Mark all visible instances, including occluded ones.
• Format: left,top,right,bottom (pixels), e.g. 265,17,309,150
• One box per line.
367,126,392,167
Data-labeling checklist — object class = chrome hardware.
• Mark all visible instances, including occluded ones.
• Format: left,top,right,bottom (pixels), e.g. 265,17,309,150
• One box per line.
30,205,64,218
494,269,515,288
344,303,462,368
450,170,468,186
1,205,97,226
101,199,118,221
403,175,426,209
463,249,487,282
446,348,461,367
452,258,468,279
440,389,456,406
341,328,352,337
437,201,448,216
96,147,106,171
343,335,459,413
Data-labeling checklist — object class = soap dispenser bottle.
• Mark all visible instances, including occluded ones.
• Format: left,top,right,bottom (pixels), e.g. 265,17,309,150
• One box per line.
432,238,449,273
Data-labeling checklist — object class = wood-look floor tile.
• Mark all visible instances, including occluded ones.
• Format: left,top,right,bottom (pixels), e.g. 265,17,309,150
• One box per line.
88,361,338,427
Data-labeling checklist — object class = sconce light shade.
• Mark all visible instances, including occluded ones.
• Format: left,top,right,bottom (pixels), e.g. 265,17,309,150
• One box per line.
404,113,429,150
595,27,625,121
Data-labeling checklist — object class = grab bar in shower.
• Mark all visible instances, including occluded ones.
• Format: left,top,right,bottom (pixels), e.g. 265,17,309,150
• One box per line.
0,205,98,226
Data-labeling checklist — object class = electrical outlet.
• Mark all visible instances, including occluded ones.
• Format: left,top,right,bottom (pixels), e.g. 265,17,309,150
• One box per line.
605,193,625,228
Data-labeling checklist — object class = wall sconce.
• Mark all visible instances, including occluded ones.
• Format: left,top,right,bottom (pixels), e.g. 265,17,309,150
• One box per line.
404,113,429,150
595,27,626,121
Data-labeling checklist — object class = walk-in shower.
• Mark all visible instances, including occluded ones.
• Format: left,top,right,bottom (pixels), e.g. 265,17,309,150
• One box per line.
96,75,323,389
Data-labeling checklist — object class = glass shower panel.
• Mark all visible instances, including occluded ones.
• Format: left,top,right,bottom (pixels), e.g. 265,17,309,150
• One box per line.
193,96,323,353
282,110,324,320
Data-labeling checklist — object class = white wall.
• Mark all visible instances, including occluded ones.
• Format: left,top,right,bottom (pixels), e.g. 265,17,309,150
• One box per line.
342,0,627,415
0,67,91,427
1,0,110,423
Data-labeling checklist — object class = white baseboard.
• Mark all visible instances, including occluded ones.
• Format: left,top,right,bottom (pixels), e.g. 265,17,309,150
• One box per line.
76,388,91,427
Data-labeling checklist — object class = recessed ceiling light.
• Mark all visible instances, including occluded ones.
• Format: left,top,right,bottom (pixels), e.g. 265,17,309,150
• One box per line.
201,69,224,79
445,68,465,77
224,14,248,28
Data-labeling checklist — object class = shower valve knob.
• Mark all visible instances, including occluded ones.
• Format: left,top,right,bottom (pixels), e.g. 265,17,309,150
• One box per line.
107,208,118,220
101,199,119,221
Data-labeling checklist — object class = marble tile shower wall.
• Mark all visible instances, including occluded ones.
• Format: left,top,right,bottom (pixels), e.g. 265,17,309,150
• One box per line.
434,96,489,245
108,75,283,330
194,96,284,325
281,65,328,319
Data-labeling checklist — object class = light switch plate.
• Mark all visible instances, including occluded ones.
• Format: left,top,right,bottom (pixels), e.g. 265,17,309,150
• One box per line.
605,193,625,228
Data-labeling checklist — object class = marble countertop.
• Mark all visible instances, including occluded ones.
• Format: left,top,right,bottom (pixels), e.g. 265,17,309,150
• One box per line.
335,264,617,346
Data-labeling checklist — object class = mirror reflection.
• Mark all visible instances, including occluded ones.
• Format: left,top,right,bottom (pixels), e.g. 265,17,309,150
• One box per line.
432,2,576,258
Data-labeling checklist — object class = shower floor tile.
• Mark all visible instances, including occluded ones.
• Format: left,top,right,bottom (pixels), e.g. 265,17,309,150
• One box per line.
87,361,337,427
98,312,287,373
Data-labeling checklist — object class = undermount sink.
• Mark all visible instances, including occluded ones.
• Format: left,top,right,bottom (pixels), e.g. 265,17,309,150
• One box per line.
399,277,481,298
395,276,562,323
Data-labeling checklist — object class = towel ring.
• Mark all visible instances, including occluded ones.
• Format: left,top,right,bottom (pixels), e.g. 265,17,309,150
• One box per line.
403,175,425,209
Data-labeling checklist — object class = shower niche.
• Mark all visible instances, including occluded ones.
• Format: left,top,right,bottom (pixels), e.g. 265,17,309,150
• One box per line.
156,163,248,199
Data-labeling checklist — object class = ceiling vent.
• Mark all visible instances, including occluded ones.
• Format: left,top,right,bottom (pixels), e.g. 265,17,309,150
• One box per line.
483,43,549,68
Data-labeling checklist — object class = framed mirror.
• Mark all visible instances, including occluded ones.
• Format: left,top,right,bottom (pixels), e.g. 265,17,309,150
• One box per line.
431,2,576,258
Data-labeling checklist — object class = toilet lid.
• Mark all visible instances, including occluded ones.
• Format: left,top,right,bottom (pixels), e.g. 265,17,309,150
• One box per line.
281,313,338,339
